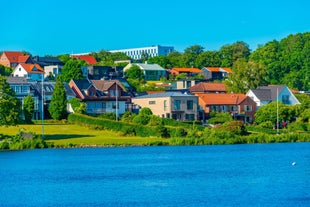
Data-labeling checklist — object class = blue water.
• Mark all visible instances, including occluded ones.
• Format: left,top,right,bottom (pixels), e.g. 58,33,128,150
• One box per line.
0,143,310,207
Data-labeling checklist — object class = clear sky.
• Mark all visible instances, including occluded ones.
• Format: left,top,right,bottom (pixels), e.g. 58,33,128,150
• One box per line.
1,0,309,56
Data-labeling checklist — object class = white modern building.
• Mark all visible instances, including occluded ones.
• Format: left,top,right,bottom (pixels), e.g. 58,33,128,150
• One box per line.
109,45,174,60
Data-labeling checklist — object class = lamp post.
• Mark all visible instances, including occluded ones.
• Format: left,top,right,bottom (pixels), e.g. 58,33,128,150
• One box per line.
41,73,44,138
116,81,118,121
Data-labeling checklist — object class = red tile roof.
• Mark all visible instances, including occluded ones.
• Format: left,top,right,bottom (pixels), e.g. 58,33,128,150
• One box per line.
18,55,30,63
189,82,227,92
3,51,24,62
171,68,202,73
20,63,44,74
204,67,232,73
72,55,97,65
221,67,232,73
197,93,247,105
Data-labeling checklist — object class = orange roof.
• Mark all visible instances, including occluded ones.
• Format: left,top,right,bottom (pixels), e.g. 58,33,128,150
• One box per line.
221,67,232,73
3,51,24,62
204,67,232,73
72,55,97,65
18,55,30,63
20,63,44,74
197,93,247,105
205,67,220,72
189,82,227,92
171,68,202,73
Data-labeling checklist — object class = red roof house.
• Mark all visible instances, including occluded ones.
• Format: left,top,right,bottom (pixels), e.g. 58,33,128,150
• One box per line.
71,55,97,65
0,51,33,68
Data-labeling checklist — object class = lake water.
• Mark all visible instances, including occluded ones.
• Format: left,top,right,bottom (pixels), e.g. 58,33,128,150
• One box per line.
0,143,309,207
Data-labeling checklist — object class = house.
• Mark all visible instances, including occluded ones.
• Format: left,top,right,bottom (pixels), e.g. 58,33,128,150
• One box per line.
246,85,300,108
109,45,174,60
189,82,227,94
12,63,44,81
202,67,232,81
132,92,199,121
123,63,166,80
175,80,201,90
0,51,33,68
71,55,97,65
81,65,124,80
7,77,75,120
169,68,202,77
197,93,256,123
69,79,131,116
44,65,62,80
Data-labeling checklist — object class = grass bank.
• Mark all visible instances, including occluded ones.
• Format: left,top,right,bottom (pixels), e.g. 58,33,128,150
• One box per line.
0,123,169,147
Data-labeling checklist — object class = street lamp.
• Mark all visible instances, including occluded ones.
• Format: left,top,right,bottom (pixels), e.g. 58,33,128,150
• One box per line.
41,73,44,138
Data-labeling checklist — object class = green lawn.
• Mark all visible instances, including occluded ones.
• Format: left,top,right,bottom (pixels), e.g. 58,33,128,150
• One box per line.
0,123,168,147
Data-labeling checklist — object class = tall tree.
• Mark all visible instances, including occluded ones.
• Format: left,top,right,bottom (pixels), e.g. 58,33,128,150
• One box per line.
60,58,86,82
0,75,21,126
195,51,222,68
23,94,35,123
225,58,267,93
48,77,67,120
220,41,251,67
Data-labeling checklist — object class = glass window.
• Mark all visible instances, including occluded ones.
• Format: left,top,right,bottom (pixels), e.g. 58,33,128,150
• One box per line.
244,105,252,112
149,101,156,105
164,100,167,111
187,100,193,110
174,100,181,110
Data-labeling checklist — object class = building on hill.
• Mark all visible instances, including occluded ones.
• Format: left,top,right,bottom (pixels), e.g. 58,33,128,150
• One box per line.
7,77,75,120
69,79,131,117
169,67,203,77
189,82,227,94
246,85,300,109
124,63,166,80
81,65,123,80
109,45,174,60
0,51,33,68
196,93,256,123
132,91,199,121
202,67,232,81
12,63,44,81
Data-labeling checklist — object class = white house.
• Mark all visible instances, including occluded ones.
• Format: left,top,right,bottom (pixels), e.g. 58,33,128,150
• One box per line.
246,85,300,109
13,63,44,81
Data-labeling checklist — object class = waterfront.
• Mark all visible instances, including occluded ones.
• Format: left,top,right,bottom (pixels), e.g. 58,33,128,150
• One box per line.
0,143,309,206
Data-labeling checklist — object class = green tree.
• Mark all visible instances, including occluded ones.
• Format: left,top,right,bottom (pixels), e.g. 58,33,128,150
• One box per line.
68,98,86,114
225,58,267,93
0,75,21,126
23,95,34,123
60,58,86,82
48,77,67,120
139,107,153,116
125,65,144,91
90,50,131,66
148,56,171,68
195,51,222,68
220,41,251,67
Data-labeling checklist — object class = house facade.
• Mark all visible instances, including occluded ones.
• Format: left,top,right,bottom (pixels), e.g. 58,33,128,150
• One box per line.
132,92,199,121
202,67,232,81
109,45,174,60
246,85,300,108
81,66,123,80
12,63,44,81
0,51,33,68
69,79,131,117
124,63,166,80
169,68,202,77
197,93,256,123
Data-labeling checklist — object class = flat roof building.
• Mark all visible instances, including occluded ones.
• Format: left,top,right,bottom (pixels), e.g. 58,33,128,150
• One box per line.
109,45,174,60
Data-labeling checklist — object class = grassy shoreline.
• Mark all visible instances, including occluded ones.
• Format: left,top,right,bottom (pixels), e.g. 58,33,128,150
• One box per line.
0,123,168,148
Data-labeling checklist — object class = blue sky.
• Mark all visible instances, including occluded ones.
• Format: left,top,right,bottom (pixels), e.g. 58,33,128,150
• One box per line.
1,0,309,56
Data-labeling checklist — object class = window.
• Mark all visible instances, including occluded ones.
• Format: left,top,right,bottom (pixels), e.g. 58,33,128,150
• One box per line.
187,100,193,110
185,114,195,120
164,100,167,111
149,100,156,105
174,100,181,110
282,95,290,104
244,105,252,112
186,81,191,88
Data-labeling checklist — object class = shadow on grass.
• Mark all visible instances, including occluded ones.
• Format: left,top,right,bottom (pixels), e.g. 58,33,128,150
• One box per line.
44,134,94,140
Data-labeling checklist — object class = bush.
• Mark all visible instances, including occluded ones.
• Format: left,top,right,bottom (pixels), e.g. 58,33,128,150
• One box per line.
258,121,274,129
208,112,232,124
99,112,116,120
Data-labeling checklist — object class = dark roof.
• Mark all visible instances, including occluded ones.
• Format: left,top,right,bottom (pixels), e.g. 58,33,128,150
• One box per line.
257,85,285,101
31,81,75,98
32,56,64,66
91,79,126,92
133,91,196,99
72,79,93,90
250,89,271,101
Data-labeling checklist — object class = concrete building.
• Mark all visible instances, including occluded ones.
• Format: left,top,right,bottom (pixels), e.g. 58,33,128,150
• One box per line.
109,45,174,60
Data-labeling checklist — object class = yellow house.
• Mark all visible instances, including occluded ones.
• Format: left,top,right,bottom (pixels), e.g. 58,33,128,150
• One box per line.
132,92,198,120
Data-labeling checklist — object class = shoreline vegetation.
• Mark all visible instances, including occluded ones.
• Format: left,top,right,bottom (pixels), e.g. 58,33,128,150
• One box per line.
0,115,309,150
